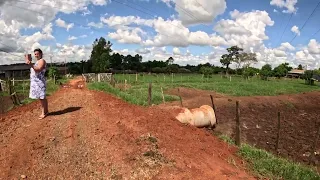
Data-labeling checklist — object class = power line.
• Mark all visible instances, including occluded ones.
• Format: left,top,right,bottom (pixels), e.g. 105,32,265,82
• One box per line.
289,0,320,44
277,13,293,46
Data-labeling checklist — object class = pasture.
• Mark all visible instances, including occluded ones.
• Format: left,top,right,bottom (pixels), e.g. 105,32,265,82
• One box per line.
88,73,320,177
89,73,320,106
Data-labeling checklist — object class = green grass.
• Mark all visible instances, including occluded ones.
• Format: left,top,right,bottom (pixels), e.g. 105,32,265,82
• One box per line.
1,77,70,107
88,82,179,106
218,135,320,180
114,73,320,96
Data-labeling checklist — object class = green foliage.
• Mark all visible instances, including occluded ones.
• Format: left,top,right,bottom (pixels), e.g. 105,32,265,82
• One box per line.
239,144,319,180
87,82,179,106
242,67,259,79
260,64,273,80
220,46,244,74
220,54,233,73
273,63,292,78
298,64,303,70
199,66,213,77
90,37,112,73
47,66,59,79
303,70,315,85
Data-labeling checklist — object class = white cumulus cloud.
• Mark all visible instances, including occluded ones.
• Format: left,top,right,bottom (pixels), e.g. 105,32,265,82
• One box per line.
270,0,298,13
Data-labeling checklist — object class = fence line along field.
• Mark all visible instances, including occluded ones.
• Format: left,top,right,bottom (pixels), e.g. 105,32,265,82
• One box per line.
0,77,68,113
87,72,320,176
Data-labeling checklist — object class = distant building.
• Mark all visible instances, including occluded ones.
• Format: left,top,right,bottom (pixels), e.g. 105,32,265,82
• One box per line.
286,69,305,78
0,63,30,79
0,63,68,79
312,74,320,81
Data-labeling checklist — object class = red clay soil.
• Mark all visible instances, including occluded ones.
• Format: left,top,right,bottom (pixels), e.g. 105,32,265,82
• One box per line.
0,78,255,179
164,87,320,170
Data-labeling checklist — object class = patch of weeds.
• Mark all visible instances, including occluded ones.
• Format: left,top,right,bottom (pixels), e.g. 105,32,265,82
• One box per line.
217,134,320,180
219,134,235,145
131,133,175,179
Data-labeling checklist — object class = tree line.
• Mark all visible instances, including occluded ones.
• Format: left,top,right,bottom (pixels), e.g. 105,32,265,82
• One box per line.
57,37,319,81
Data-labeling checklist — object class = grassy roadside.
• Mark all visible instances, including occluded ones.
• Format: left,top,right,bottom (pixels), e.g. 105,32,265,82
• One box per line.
218,135,320,180
0,78,70,113
20,78,69,105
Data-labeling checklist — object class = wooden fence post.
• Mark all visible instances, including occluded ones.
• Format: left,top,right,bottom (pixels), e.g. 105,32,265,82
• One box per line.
136,73,138,82
235,101,241,146
148,82,152,106
124,79,127,91
161,87,165,104
178,88,183,107
210,95,218,124
171,73,173,83
309,122,320,165
275,111,281,152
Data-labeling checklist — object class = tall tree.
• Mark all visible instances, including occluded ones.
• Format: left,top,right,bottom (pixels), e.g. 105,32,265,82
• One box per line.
260,64,272,80
228,45,243,67
90,37,113,73
110,53,123,70
241,52,257,68
220,54,232,74
273,63,292,78
166,57,174,65
298,64,303,70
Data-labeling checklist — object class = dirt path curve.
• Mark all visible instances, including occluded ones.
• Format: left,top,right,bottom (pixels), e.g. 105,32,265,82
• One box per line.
0,77,255,179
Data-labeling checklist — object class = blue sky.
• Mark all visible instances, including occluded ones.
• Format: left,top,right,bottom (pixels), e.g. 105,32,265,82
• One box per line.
1,0,320,68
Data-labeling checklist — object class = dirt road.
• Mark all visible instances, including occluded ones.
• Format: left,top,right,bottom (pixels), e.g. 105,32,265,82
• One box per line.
0,78,255,179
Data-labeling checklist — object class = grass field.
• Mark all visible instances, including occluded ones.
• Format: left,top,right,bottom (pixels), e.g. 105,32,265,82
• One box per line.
218,135,320,180
114,73,320,96
88,73,320,106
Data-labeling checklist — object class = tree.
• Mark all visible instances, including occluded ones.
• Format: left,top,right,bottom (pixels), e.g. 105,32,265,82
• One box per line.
166,57,174,65
298,64,303,70
47,66,59,80
110,53,123,70
303,70,315,85
199,66,213,77
220,54,232,75
260,64,272,80
273,63,292,78
90,37,112,73
243,67,259,79
242,52,258,68
228,45,243,67
221,45,243,75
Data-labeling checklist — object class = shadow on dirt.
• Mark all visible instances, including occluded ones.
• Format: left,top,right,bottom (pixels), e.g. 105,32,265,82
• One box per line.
48,107,82,116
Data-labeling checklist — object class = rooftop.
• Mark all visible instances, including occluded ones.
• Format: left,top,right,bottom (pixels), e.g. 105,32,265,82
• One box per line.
288,69,305,74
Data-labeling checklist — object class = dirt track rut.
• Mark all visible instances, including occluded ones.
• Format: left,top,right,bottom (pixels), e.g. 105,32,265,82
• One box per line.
0,78,255,179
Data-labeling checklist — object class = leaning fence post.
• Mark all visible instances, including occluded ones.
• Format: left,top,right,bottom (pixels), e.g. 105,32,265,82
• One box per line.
235,101,241,146
210,95,218,124
178,88,183,107
275,111,281,152
148,82,152,106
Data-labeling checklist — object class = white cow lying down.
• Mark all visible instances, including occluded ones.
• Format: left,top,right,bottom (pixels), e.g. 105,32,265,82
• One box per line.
175,105,216,128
